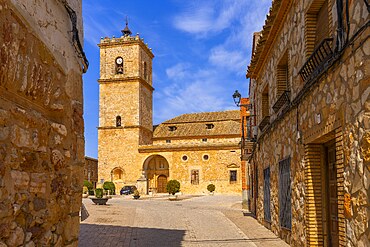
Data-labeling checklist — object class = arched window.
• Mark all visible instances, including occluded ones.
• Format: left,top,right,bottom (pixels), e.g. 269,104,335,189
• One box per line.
116,116,121,127
143,62,147,80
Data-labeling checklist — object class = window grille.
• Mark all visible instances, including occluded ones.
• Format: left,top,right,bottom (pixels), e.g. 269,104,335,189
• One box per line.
191,170,199,185
279,157,292,229
264,167,271,222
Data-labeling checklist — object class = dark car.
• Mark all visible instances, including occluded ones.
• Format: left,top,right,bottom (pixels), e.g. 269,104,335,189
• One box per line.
120,186,137,195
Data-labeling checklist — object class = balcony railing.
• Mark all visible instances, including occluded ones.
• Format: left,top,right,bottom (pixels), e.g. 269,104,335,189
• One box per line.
258,116,270,131
299,38,333,83
273,90,291,113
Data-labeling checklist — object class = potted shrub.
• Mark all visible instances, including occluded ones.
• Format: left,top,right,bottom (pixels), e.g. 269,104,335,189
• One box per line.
90,188,109,205
207,184,215,195
83,180,95,195
82,186,89,198
133,189,140,199
103,181,116,195
166,180,180,200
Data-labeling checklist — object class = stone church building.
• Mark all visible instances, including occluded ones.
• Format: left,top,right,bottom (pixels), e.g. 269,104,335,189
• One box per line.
98,24,242,195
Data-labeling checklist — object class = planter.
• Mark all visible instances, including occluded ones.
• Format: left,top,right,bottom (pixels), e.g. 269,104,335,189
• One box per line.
91,198,109,205
169,195,178,201
209,192,214,196
133,195,140,199
82,193,89,198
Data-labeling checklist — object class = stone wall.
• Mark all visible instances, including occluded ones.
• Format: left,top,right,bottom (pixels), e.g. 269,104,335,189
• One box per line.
0,0,84,246
248,0,369,246
84,157,98,187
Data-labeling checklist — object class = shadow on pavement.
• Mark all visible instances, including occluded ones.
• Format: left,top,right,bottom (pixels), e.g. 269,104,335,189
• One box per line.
79,223,185,247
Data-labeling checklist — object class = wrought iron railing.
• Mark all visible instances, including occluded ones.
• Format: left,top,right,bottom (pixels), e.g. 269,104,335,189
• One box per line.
273,90,291,113
299,38,333,83
258,115,270,131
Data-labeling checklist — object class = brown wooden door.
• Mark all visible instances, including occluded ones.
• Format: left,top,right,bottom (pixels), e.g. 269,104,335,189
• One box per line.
326,144,339,247
157,175,167,193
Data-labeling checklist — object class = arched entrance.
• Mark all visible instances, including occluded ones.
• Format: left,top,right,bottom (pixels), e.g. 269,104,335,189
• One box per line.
111,167,125,190
143,155,169,194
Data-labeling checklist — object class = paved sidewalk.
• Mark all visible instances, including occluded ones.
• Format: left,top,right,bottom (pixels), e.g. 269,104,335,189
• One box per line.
79,195,289,247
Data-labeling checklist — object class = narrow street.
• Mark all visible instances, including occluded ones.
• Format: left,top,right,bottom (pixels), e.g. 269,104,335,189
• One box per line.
79,195,289,247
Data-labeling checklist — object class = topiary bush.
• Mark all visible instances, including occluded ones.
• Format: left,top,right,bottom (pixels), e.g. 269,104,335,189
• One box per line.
95,188,104,199
207,184,215,193
103,181,116,195
82,186,89,194
166,180,180,195
83,180,93,190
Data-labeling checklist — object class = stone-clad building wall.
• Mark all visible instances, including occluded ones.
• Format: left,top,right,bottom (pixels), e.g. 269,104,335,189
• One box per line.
0,0,85,246
84,157,98,188
247,0,369,246
138,145,242,194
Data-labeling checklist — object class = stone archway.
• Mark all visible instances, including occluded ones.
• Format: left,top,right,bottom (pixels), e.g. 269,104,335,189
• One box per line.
111,167,125,190
143,155,169,194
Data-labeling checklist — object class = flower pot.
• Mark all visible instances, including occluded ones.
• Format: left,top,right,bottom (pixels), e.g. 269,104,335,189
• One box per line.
133,195,140,199
91,198,109,205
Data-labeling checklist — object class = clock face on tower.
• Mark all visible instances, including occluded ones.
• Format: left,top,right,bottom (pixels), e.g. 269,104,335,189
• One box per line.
116,57,123,65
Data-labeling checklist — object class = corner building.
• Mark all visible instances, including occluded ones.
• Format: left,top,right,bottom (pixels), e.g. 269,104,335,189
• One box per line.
246,0,369,246
98,26,242,195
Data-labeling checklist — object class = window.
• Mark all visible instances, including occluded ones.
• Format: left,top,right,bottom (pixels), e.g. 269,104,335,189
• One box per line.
305,0,329,58
229,170,237,183
264,167,271,222
143,61,147,80
273,51,291,113
202,138,207,142
259,85,270,131
191,170,199,185
206,123,214,129
166,140,171,143
203,154,209,161
262,85,269,118
182,155,188,161
279,157,291,229
116,116,121,127
168,126,177,131
277,51,289,96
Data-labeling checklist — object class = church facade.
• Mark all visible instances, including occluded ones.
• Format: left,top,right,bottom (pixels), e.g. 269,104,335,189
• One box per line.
97,25,242,195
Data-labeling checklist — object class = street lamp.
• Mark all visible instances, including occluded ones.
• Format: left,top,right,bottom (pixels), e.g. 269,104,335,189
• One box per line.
232,90,250,211
232,90,242,106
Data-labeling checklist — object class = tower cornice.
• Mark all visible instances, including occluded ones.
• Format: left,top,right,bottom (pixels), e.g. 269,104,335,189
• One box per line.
98,76,154,92
98,37,154,59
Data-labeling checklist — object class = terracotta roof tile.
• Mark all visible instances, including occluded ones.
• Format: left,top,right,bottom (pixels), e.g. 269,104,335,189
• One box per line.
153,110,240,138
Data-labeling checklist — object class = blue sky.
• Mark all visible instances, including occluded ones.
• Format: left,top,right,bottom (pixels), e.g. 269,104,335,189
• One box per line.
82,0,271,158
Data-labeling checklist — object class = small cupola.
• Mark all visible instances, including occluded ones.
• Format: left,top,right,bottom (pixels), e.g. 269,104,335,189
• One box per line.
121,17,132,37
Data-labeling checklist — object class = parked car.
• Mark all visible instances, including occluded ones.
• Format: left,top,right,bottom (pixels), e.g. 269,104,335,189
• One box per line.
120,186,137,195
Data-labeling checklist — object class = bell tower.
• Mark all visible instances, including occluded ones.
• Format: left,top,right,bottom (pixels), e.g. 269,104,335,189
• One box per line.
97,21,154,185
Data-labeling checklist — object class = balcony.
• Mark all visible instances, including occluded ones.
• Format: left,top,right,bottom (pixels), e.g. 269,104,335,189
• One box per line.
273,91,290,113
258,116,270,131
299,38,333,83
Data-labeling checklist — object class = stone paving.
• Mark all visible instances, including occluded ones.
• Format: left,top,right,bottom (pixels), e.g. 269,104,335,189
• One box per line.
79,195,290,247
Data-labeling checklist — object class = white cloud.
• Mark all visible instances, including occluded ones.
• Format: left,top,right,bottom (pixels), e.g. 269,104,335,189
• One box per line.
172,0,245,37
165,63,191,80
209,46,245,73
